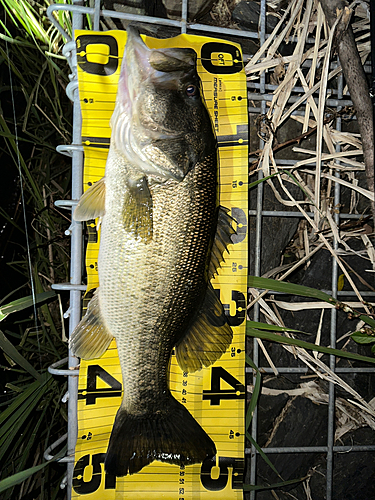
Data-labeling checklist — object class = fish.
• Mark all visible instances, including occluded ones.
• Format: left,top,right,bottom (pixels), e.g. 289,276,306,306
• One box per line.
69,26,235,477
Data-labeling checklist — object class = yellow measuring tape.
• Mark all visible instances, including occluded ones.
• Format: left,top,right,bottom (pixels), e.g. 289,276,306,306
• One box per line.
72,30,248,499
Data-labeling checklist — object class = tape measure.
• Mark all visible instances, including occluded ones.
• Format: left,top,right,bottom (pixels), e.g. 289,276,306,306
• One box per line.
72,30,248,499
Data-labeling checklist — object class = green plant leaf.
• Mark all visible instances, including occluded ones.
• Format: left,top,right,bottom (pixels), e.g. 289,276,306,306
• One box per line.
246,325,375,364
0,291,56,321
248,172,280,189
245,355,283,479
0,445,66,493
0,373,50,427
0,330,41,380
248,275,375,329
248,275,333,302
338,274,345,291
0,462,50,494
247,320,307,334
282,169,316,206
351,331,375,344
246,432,282,480
243,474,308,491
0,375,52,463
245,354,261,430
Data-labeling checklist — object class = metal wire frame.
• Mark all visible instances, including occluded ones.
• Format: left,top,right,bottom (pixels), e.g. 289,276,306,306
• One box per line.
45,0,375,498
247,2,375,499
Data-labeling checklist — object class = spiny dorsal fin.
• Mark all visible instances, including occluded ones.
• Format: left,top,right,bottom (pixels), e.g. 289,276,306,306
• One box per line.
175,283,233,373
208,206,236,279
69,289,113,359
123,176,153,242
74,177,106,222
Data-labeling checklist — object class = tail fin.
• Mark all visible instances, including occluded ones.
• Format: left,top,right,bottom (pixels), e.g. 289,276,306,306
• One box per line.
104,396,216,476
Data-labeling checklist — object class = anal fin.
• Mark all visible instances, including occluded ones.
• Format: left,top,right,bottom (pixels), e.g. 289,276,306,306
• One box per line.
69,289,113,359
175,283,233,373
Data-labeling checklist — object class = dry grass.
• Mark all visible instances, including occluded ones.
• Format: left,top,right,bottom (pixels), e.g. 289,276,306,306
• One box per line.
246,0,374,447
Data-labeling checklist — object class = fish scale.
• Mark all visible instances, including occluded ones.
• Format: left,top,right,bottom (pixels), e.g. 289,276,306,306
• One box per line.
99,153,217,412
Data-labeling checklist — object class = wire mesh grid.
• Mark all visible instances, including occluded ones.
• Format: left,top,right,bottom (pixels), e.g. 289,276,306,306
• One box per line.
246,2,375,498
46,0,375,498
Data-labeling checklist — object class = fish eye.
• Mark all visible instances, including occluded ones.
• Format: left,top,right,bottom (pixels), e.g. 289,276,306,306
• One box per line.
185,85,197,96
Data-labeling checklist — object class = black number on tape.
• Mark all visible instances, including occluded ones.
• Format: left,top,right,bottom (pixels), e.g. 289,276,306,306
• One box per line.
76,34,118,76
231,207,247,244
223,290,246,327
201,456,244,490
203,367,245,405
201,42,243,75
78,365,122,405
214,289,246,326
86,219,98,243
73,453,116,493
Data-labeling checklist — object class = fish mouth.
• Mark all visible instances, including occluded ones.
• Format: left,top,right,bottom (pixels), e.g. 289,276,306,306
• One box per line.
126,25,196,79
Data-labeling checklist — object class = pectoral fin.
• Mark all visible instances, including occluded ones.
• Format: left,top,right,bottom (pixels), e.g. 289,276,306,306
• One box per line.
208,206,236,279
69,289,113,359
74,177,106,221
123,176,153,242
175,283,232,373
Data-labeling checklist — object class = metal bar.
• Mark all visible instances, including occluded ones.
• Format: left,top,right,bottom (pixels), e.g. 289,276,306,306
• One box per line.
249,159,363,169
246,367,375,374
248,106,359,118
248,210,366,218
249,82,340,93
64,3,85,497
56,144,84,157
245,445,375,454
48,357,80,376
326,69,344,500
47,4,95,41
188,22,259,39
47,3,321,43
249,2,267,497
245,58,371,73
248,91,354,107
102,9,183,27
44,433,74,463
247,288,375,297
181,0,188,34
52,283,87,291
46,5,85,496
93,0,101,31
54,200,78,209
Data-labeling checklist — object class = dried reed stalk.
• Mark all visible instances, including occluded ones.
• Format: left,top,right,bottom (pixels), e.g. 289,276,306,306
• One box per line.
246,0,375,444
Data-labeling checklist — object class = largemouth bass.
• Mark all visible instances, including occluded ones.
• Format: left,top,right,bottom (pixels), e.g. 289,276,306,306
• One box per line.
70,27,235,477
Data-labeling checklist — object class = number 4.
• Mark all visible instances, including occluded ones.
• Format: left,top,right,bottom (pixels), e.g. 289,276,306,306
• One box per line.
203,367,245,405
78,365,122,405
